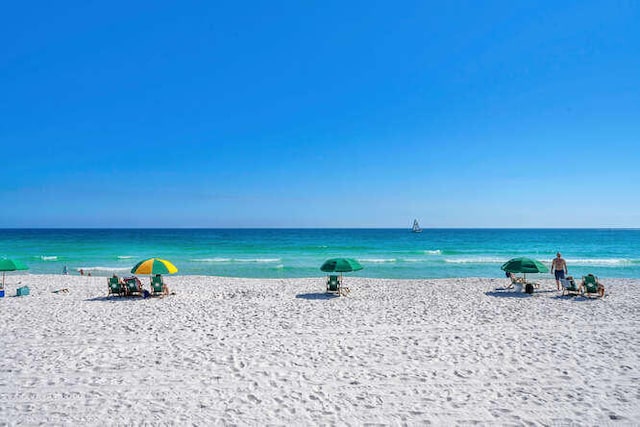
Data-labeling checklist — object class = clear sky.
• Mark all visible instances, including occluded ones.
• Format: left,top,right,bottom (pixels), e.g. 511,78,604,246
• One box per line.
1,1,638,228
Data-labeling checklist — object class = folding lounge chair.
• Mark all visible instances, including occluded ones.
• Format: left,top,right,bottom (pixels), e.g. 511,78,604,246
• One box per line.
150,275,165,296
560,276,580,296
124,277,142,296
327,275,340,293
506,273,525,291
582,274,603,298
107,276,124,297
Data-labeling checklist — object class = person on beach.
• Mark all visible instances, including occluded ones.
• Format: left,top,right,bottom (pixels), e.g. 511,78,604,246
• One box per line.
597,281,605,297
551,252,568,291
157,274,170,296
62,265,68,275
507,272,525,286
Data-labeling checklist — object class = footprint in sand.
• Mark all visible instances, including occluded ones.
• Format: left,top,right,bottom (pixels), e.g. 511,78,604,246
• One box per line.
454,369,473,378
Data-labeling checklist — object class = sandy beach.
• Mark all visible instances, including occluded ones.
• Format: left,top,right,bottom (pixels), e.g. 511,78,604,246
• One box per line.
1,274,638,425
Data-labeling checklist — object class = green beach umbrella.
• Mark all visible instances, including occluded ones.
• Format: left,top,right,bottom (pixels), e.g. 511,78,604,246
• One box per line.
501,257,547,280
0,258,29,287
320,258,363,273
131,258,178,275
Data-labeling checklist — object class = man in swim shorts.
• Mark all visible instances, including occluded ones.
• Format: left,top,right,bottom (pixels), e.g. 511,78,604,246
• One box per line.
551,252,568,291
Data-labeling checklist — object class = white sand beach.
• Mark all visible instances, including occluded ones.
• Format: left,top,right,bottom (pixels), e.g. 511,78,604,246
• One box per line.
1,274,638,425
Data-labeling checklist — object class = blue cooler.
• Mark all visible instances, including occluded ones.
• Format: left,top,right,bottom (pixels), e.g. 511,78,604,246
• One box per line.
0,289,4,298
16,286,30,296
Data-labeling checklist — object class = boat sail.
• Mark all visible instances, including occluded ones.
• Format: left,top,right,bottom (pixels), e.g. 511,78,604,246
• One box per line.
411,219,422,233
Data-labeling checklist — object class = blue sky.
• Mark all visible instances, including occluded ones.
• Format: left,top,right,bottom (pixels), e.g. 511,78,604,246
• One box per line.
1,1,638,228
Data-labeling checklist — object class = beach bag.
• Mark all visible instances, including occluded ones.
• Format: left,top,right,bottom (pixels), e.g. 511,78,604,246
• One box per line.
525,283,534,294
16,286,30,296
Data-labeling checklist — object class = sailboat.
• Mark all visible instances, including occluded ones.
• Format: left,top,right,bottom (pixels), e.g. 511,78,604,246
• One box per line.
411,219,422,233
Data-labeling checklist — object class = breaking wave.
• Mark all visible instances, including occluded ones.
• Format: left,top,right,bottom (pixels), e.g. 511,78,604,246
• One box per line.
568,258,637,266
191,258,281,263
444,257,512,264
77,266,131,272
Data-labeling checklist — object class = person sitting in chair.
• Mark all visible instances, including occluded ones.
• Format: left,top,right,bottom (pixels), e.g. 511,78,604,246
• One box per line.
153,274,171,296
506,272,525,287
162,281,170,297
597,281,605,297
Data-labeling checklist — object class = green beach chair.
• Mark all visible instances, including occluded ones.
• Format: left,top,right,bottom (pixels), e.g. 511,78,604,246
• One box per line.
560,276,580,296
107,276,124,297
326,275,341,293
150,274,165,296
582,274,603,298
124,277,142,296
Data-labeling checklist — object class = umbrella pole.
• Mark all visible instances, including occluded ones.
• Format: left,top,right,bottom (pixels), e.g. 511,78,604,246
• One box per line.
2,272,4,288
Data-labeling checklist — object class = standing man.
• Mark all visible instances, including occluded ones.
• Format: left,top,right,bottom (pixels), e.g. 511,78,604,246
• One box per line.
551,252,568,291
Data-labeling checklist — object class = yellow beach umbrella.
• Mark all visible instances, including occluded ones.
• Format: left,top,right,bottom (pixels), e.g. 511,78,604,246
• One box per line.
131,258,178,275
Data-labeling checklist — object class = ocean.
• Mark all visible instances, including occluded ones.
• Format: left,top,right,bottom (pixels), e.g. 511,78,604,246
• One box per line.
1,228,639,279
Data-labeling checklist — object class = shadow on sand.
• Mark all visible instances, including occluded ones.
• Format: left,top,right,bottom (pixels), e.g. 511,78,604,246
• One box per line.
486,288,567,299
552,294,602,301
485,290,533,299
295,292,340,300
85,295,147,302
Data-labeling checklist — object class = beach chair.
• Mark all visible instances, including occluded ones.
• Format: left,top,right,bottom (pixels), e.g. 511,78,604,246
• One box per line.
326,275,341,293
582,274,603,298
150,275,165,296
124,276,142,296
506,273,525,291
107,276,124,297
560,276,580,296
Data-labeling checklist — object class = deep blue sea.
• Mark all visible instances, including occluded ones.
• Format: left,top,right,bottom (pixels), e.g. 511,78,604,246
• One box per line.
1,229,639,279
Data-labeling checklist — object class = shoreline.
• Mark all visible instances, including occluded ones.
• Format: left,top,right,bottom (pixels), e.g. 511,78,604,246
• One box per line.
1,275,639,424
3,272,637,281
4,228,640,279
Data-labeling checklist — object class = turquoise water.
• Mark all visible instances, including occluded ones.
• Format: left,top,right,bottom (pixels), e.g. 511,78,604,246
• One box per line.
1,229,639,279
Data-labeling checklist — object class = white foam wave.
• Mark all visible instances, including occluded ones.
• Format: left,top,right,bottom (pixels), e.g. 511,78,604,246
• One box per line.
78,266,131,272
424,250,442,255
440,256,633,267
235,258,281,263
568,258,635,266
117,256,135,259
192,257,281,263
359,258,397,263
40,256,58,261
444,257,508,264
